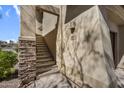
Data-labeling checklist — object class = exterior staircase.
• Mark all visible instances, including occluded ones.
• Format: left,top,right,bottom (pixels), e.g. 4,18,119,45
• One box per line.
36,35,56,76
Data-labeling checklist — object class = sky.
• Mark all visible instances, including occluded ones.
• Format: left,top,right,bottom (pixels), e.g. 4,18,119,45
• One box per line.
0,5,20,43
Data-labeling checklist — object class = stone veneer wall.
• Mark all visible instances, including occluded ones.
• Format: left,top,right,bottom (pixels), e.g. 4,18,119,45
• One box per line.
18,38,36,87
57,6,117,87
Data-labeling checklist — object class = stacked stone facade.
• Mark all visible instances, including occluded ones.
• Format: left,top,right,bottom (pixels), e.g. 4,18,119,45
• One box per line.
18,38,36,87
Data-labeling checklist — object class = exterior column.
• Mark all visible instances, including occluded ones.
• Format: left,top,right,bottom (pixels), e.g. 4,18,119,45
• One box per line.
18,5,36,87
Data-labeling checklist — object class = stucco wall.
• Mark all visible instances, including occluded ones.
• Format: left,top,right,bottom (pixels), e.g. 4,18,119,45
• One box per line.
42,12,58,36
119,26,124,62
57,6,116,87
20,6,36,38
44,28,57,59
42,12,58,59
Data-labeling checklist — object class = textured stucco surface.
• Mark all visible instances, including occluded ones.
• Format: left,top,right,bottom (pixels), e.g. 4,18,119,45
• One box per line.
21,6,36,38
42,12,58,36
115,55,124,87
57,6,117,87
43,12,58,59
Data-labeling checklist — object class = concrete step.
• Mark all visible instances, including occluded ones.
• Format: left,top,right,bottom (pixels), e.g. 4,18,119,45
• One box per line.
36,52,51,57
36,54,52,59
36,45,47,47
36,44,47,47
36,43,46,46
36,48,49,52
36,55,52,60
36,61,55,68
36,38,44,40
36,40,44,42
36,38,44,41
36,42,46,45
36,49,49,52
36,47,49,50
36,58,53,62
36,65,58,79
36,39,45,42
36,35,43,37
36,65,55,75
36,46,48,49
36,39,44,41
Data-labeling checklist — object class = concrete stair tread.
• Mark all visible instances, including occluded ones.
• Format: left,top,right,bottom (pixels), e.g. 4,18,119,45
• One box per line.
36,56,53,60
36,48,48,51
36,58,53,62
36,45,47,47
36,66,55,75
36,51,49,54
36,42,45,43
36,39,44,41
36,65,58,79
36,43,45,45
36,61,55,68
36,41,45,42
36,44,47,46
36,38,44,40
36,47,49,49
36,35,43,37
36,49,49,52
36,54,51,57
36,55,52,58
36,44,46,46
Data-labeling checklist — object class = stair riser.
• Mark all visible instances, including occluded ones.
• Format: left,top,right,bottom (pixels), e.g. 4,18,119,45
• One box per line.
36,55,51,57
36,49,49,51
36,67,53,75
36,63,55,68
36,52,49,54
36,45,47,47
36,47,49,49
36,54,51,57
36,44,47,46
36,42,45,44
36,56,53,59
36,40,44,42
36,49,49,52
37,59,53,61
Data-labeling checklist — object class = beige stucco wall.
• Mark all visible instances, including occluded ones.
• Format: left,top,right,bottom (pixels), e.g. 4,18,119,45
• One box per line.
44,28,57,59
42,12,58,36
57,5,116,87
42,12,58,59
20,6,36,39
36,20,42,35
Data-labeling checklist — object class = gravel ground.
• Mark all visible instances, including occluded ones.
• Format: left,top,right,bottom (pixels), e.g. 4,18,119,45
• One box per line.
0,78,20,88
